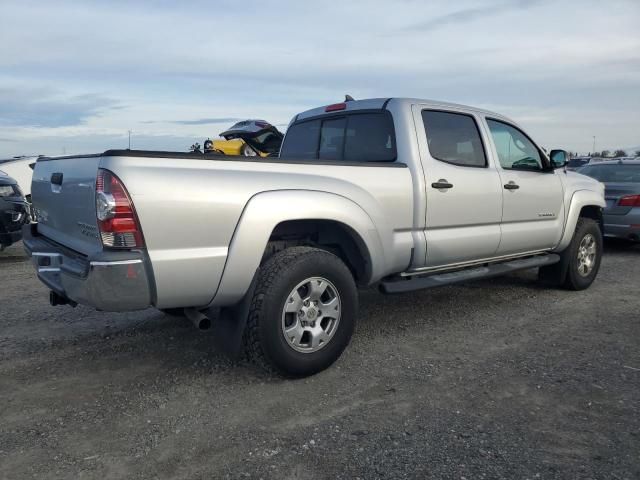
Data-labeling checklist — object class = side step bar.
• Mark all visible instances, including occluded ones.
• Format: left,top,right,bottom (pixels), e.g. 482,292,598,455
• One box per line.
380,254,560,294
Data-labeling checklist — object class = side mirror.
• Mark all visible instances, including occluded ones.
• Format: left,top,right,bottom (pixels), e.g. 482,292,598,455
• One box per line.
549,149,567,169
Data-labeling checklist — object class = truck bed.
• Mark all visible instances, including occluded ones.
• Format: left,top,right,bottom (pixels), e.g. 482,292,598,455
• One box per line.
30,149,415,309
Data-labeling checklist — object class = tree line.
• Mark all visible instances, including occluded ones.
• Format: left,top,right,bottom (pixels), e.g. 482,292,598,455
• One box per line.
568,149,640,158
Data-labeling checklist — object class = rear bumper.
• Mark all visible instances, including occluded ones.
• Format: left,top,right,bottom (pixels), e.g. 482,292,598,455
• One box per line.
603,211,640,241
22,224,153,311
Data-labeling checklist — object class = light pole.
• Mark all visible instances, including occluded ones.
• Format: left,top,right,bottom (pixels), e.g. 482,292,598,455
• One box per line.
592,136,596,154
128,130,132,150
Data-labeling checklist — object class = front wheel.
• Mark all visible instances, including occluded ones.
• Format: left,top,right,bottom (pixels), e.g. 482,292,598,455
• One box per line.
539,217,602,290
244,247,357,377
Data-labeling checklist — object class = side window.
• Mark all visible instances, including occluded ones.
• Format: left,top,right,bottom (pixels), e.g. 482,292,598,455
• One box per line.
421,110,487,167
280,120,321,159
319,118,346,160
487,119,543,171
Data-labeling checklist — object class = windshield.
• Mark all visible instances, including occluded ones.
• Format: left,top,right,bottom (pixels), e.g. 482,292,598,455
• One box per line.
578,164,640,183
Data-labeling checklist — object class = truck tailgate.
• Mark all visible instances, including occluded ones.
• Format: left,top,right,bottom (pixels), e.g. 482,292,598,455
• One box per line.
31,156,103,255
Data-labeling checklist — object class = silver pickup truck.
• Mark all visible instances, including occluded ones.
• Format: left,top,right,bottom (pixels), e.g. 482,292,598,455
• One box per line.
24,97,605,376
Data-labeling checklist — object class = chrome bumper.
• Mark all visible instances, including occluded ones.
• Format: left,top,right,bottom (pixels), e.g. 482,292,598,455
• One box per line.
22,224,153,311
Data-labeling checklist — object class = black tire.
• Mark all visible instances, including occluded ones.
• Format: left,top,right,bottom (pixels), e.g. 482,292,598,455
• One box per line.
241,144,257,157
243,246,357,377
539,217,602,290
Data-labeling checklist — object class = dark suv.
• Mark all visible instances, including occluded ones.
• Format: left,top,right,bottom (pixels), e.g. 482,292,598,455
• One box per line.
0,173,29,250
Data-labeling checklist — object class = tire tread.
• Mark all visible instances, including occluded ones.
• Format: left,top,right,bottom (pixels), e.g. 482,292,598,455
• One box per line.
243,246,342,374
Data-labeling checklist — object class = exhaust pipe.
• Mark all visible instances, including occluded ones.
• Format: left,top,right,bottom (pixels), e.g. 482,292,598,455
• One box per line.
184,308,211,330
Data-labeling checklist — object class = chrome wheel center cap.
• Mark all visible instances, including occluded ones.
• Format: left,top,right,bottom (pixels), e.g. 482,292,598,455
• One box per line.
282,276,342,354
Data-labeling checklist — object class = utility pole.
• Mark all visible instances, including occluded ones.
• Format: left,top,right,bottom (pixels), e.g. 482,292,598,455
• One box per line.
128,130,132,150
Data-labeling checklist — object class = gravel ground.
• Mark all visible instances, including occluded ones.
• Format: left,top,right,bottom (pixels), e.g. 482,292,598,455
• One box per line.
1,240,639,479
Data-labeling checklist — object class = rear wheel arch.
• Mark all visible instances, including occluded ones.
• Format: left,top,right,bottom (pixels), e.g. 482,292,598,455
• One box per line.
210,190,384,307
264,219,372,285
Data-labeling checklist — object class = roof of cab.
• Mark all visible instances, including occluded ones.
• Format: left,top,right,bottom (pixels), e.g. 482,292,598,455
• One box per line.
294,97,513,124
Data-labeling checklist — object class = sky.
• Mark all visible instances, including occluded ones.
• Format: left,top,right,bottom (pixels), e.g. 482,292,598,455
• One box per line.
0,0,639,157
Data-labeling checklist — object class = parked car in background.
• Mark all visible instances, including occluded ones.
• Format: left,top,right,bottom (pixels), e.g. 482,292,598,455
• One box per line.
203,120,283,157
566,156,591,171
23,97,605,376
578,159,640,242
0,172,30,250
0,156,38,201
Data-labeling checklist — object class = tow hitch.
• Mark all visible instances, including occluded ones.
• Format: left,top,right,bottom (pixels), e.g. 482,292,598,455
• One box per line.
49,290,77,307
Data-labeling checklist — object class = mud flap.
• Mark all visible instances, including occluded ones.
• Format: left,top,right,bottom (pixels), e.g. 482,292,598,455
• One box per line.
538,250,570,286
205,274,258,359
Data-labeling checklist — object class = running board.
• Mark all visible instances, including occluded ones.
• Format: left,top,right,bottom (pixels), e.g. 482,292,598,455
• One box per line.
379,254,561,294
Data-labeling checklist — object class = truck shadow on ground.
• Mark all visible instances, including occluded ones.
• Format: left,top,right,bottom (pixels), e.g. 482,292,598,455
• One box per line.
79,270,546,380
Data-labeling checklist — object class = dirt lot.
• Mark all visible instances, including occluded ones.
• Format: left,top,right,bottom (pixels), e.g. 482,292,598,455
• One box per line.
1,240,639,479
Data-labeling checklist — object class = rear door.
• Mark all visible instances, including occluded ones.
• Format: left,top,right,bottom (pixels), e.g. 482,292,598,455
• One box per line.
413,106,503,267
484,118,565,254
31,156,103,255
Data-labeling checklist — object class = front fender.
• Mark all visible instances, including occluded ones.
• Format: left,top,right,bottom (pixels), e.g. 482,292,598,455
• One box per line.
209,190,385,307
554,189,606,252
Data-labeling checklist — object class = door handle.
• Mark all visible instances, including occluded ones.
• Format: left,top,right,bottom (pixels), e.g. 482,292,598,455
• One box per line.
504,181,519,190
431,179,453,190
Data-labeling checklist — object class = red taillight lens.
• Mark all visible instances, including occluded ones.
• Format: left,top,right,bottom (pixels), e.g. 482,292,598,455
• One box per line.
325,103,346,112
618,194,640,207
96,169,144,248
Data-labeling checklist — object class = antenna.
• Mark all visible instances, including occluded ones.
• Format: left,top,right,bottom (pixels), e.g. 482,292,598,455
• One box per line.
345,94,355,102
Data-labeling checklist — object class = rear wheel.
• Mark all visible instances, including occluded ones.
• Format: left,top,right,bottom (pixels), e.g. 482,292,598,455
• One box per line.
244,246,357,377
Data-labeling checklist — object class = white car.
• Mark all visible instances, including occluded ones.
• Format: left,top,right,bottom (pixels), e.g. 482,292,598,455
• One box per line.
0,156,38,200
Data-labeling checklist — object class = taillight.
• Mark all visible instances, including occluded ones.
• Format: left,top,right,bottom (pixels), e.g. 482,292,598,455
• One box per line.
325,103,346,112
96,169,144,248
618,194,640,207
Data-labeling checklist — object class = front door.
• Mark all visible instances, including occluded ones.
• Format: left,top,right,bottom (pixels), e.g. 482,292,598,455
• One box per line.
414,106,503,267
484,118,565,255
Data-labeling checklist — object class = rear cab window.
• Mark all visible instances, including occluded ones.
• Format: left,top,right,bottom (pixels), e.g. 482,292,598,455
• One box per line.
421,110,487,167
280,112,397,163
